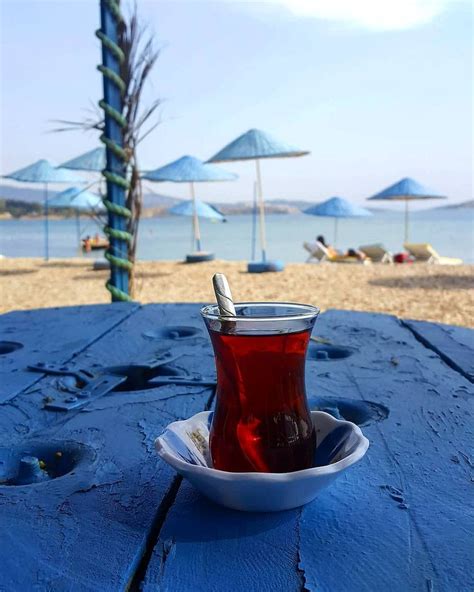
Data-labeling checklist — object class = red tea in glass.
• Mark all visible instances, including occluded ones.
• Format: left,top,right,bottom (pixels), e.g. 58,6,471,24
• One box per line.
201,303,319,473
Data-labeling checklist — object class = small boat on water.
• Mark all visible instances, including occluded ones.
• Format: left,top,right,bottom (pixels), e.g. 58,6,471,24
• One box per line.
81,235,109,252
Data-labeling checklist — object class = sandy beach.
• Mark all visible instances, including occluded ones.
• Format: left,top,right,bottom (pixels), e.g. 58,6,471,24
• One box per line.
1,257,473,327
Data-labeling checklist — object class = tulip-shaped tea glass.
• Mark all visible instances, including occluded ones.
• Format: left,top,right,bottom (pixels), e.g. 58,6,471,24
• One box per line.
201,303,319,473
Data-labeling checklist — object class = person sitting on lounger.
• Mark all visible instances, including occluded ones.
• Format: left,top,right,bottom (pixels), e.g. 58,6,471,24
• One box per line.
347,248,368,262
316,235,340,258
317,236,367,261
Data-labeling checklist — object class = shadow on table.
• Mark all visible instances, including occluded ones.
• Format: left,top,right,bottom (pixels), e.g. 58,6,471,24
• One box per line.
162,484,301,542
369,274,474,290
0,269,38,276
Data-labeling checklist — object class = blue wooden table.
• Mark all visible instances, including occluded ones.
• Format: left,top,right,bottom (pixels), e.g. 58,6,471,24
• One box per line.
0,304,472,591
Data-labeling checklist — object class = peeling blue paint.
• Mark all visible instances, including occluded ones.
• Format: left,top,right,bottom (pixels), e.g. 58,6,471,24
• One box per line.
0,306,472,591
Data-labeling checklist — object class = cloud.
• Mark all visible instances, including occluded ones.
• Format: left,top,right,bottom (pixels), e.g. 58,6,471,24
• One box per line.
238,0,452,31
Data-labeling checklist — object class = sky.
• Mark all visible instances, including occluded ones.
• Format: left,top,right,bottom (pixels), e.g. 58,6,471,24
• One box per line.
0,0,472,207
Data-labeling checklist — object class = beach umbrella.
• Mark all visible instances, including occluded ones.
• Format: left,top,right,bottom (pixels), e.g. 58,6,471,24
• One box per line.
142,155,236,262
169,199,225,221
3,160,84,260
367,177,446,243
48,186,105,210
60,148,106,202
304,197,372,246
60,147,106,172
48,186,105,250
208,128,309,273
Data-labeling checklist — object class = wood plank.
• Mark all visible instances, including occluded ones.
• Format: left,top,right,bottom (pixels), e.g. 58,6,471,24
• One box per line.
143,310,474,592
0,304,216,591
141,485,304,592
0,303,139,404
0,303,214,443
299,311,473,592
404,319,474,382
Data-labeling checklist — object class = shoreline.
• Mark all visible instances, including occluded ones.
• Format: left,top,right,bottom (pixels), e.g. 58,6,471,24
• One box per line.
1,258,473,328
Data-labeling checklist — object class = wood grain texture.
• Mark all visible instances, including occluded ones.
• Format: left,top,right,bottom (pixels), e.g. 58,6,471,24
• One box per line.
142,484,304,592
143,310,473,592
1,305,472,591
0,304,214,444
0,303,139,404
0,304,215,591
300,310,473,592
404,319,474,382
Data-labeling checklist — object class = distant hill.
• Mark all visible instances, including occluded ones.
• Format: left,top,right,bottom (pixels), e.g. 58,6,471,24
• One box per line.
266,199,319,211
433,200,474,210
11,183,469,218
0,184,311,216
0,183,182,210
210,200,304,215
0,184,58,203
3,183,471,213
142,190,183,208
0,185,217,221
0,198,53,219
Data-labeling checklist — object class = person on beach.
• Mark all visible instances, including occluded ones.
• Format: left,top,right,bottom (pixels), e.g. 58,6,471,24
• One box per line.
83,235,92,253
317,235,367,261
347,248,367,261
316,235,341,258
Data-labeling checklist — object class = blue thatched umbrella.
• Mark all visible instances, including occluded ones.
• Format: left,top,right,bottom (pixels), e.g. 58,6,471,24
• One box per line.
142,155,236,262
48,187,105,211
48,186,105,249
304,196,372,246
367,177,446,243
60,148,106,208
60,148,106,172
208,129,309,273
3,160,84,260
169,199,225,221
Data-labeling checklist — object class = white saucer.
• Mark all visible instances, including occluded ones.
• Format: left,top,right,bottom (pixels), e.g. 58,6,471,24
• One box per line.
155,410,369,512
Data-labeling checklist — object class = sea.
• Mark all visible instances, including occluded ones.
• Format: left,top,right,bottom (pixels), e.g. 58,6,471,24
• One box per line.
1,209,473,263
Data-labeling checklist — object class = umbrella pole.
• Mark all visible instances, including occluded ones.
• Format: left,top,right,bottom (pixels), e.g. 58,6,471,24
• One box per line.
75,212,81,254
190,182,202,252
44,183,49,261
255,159,267,262
334,218,338,247
404,199,409,244
251,181,257,261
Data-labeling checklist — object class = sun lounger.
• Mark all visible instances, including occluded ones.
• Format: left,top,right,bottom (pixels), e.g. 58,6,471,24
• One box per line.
359,244,393,264
304,241,370,264
303,241,330,263
404,243,462,265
